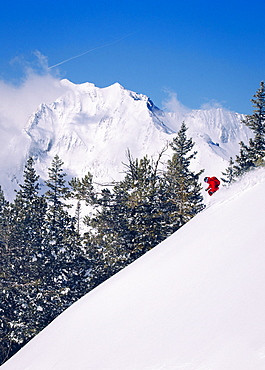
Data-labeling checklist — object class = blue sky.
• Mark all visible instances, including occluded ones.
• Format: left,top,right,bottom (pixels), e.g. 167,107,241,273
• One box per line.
0,0,264,114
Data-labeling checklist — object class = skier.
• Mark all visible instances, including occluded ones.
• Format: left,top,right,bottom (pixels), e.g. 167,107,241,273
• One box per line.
204,176,220,196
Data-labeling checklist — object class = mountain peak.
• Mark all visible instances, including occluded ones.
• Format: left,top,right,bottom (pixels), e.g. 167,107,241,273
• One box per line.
60,78,96,90
0,79,252,198
24,80,173,186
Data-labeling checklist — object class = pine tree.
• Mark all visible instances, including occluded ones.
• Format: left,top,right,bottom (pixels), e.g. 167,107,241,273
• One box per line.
9,157,47,268
69,172,95,234
86,186,130,288
9,156,46,340
120,151,167,260
0,186,14,365
85,149,168,288
164,122,205,232
0,185,10,247
243,81,265,160
221,157,236,184
0,158,47,363
43,155,90,316
235,81,265,175
44,155,72,244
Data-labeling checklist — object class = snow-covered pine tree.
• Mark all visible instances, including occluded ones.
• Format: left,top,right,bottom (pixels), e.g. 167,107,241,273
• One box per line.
0,184,10,249
119,151,167,261
69,172,95,234
86,185,130,289
221,157,236,184
0,157,47,362
235,81,265,175
9,157,47,270
43,155,90,317
233,141,256,177
164,122,205,232
243,81,265,160
0,186,14,365
85,149,168,288
69,173,94,202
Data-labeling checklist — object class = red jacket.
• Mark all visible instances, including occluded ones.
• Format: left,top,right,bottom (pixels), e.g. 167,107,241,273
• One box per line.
206,177,220,191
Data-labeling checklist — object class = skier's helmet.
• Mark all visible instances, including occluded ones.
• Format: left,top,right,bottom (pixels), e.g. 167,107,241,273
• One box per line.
204,177,209,182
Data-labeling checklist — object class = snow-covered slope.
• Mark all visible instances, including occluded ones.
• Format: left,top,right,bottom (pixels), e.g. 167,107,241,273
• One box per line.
3,168,265,370
0,79,251,198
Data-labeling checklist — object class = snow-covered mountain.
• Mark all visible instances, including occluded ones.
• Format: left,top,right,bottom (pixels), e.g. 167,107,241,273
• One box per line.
24,79,174,184
3,167,265,370
0,79,251,198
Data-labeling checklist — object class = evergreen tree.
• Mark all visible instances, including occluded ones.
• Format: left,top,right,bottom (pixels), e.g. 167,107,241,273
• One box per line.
233,141,256,176
44,154,72,244
85,186,131,288
43,155,90,316
9,157,47,268
235,81,265,175
0,185,10,248
69,172,95,234
119,151,167,259
242,81,265,160
0,186,14,365
221,157,236,184
0,158,47,363
85,149,168,288
164,122,205,232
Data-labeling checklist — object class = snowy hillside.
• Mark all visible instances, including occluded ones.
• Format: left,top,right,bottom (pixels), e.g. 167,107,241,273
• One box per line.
0,79,250,199
3,168,265,370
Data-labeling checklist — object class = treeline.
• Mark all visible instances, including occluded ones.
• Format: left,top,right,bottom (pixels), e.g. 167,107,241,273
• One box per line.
0,122,205,364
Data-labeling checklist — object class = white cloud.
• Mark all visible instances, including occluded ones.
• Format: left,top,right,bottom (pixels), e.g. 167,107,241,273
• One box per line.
10,50,58,78
162,89,190,115
200,99,225,110
0,74,67,128
0,53,70,194
1,51,68,129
